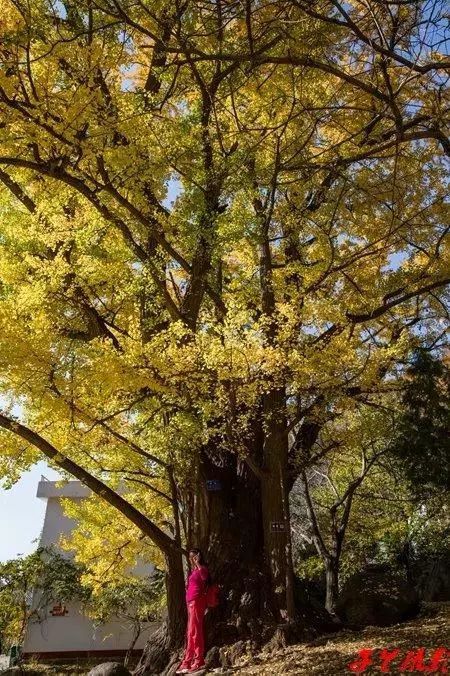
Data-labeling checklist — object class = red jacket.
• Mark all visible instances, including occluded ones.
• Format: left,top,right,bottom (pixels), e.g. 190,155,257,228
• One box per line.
186,565,209,602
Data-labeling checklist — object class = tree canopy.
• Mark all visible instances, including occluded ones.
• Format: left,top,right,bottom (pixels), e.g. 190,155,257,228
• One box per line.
390,349,450,497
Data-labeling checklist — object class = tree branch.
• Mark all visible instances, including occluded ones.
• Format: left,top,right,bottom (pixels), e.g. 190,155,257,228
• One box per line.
0,412,179,554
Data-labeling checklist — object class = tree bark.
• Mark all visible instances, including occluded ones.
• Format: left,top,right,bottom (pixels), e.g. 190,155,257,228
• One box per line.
324,557,339,617
195,448,269,626
134,550,186,675
260,388,296,622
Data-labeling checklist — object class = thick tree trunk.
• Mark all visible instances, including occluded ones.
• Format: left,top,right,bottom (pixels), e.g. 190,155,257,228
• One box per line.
324,557,339,617
134,550,186,676
165,551,188,645
251,174,296,623
260,388,296,622
195,394,296,626
194,448,271,633
135,445,272,675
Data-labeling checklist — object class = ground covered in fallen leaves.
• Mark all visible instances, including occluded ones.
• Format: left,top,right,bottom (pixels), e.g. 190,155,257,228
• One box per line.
2,603,448,675
233,602,449,675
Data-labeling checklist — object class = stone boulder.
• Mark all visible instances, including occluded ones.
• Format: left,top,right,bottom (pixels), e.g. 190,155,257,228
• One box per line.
337,565,419,627
219,639,256,668
415,554,450,601
87,662,132,676
205,645,221,670
294,576,337,635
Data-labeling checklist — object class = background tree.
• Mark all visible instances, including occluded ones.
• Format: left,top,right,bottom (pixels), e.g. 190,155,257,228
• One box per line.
59,495,167,666
0,547,87,652
390,349,450,499
292,403,397,615
0,544,165,666
292,381,449,616
84,574,166,667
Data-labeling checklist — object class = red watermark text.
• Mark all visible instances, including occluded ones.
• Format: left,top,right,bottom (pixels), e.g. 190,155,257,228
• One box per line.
348,647,448,673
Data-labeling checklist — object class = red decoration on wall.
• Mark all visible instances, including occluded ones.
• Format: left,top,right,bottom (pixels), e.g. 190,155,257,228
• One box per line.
50,604,68,617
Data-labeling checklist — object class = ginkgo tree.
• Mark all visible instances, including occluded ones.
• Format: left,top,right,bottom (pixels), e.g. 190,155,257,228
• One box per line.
0,0,449,670
293,399,410,617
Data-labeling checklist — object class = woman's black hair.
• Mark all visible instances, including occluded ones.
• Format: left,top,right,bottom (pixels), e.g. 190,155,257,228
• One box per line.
189,547,206,565
189,548,212,585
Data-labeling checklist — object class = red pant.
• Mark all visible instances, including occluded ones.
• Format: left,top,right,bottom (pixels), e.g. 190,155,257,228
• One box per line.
183,595,207,666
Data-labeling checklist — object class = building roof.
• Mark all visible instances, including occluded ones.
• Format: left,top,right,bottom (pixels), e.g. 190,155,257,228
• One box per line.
36,480,91,500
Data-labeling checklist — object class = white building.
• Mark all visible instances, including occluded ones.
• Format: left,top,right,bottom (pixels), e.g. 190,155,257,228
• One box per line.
22,479,158,660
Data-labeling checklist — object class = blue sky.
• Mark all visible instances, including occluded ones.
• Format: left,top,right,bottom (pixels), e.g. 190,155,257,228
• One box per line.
0,462,60,563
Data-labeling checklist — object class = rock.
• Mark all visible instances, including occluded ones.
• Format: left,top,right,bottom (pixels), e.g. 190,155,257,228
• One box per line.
415,554,450,601
265,625,289,652
219,639,247,667
294,576,337,634
337,564,419,628
205,646,221,669
87,662,132,676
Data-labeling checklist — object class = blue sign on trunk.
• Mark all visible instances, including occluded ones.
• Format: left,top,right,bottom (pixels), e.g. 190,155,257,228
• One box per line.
206,479,222,491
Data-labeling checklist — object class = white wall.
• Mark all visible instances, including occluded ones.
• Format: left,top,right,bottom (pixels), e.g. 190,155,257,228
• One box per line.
23,481,159,656
24,599,156,654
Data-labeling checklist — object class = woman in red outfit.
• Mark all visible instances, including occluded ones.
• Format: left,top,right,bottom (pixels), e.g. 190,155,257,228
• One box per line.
176,548,210,675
